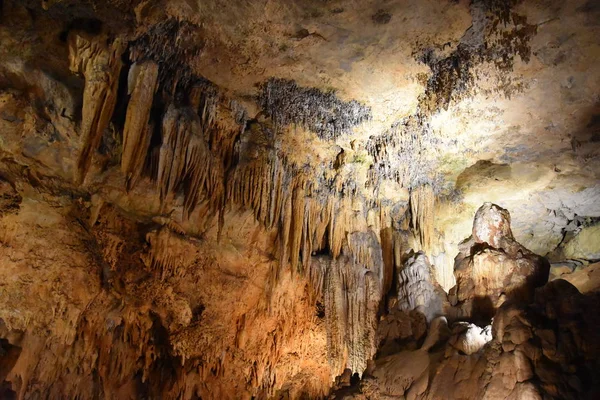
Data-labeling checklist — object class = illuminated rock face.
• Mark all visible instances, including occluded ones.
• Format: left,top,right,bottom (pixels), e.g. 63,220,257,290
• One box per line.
451,203,551,320
0,0,599,398
340,218,600,400
396,251,444,322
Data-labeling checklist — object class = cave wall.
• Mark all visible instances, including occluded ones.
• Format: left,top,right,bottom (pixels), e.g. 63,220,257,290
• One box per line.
0,0,599,398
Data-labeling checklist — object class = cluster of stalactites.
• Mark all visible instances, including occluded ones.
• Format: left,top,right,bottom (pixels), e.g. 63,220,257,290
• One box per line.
68,30,239,222
157,105,225,220
227,150,397,275
227,147,419,378
68,31,124,184
66,34,443,384
229,154,321,268
317,247,382,377
68,31,436,277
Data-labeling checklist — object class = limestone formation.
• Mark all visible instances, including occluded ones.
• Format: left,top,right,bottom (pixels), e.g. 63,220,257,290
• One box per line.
396,251,444,322
337,277,600,400
451,203,550,320
0,0,599,398
447,322,492,355
121,61,159,191
67,31,124,184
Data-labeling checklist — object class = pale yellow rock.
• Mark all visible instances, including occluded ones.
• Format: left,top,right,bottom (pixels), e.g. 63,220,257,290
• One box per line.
563,225,600,260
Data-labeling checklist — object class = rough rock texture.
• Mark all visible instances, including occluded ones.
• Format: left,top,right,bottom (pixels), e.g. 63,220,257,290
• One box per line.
451,203,550,321
0,182,333,398
0,0,599,398
334,232,600,400
344,288,600,399
429,281,600,400
396,252,444,322
561,224,600,261
559,262,600,294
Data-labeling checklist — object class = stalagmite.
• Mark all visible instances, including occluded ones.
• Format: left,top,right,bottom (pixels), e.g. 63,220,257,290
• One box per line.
121,61,159,191
68,32,124,184
450,203,551,320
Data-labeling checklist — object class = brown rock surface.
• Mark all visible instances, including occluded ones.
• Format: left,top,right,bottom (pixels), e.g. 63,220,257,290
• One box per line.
0,0,599,398
559,262,600,293
335,278,600,400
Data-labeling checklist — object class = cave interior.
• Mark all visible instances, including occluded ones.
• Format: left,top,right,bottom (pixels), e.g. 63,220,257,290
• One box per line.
0,0,599,399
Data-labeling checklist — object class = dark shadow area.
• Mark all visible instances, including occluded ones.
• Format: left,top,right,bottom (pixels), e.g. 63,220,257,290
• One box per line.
0,337,22,400
58,17,103,42
471,295,495,326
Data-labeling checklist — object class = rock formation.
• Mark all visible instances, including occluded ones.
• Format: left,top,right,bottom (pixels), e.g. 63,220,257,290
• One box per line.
451,203,550,321
0,0,599,398
334,209,600,400
396,251,445,322
67,31,124,184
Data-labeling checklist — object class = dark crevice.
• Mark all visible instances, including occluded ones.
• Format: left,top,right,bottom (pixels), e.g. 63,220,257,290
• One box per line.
59,17,103,42
0,338,21,399
110,47,132,133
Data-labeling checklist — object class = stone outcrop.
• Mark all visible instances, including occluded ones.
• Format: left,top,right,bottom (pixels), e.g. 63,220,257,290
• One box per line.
337,269,600,400
333,206,600,400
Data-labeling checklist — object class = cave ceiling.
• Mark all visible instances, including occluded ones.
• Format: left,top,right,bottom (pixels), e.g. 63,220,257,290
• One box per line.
6,1,596,231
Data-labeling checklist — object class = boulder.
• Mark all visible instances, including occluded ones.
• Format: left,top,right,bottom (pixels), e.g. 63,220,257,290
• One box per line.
562,224,600,261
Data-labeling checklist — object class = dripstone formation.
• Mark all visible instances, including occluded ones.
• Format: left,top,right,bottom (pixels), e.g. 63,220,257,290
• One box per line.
0,0,599,399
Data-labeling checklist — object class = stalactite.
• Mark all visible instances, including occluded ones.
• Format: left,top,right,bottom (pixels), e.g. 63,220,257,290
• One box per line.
121,61,159,191
156,105,224,220
68,32,124,184
321,244,382,378
410,184,435,252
